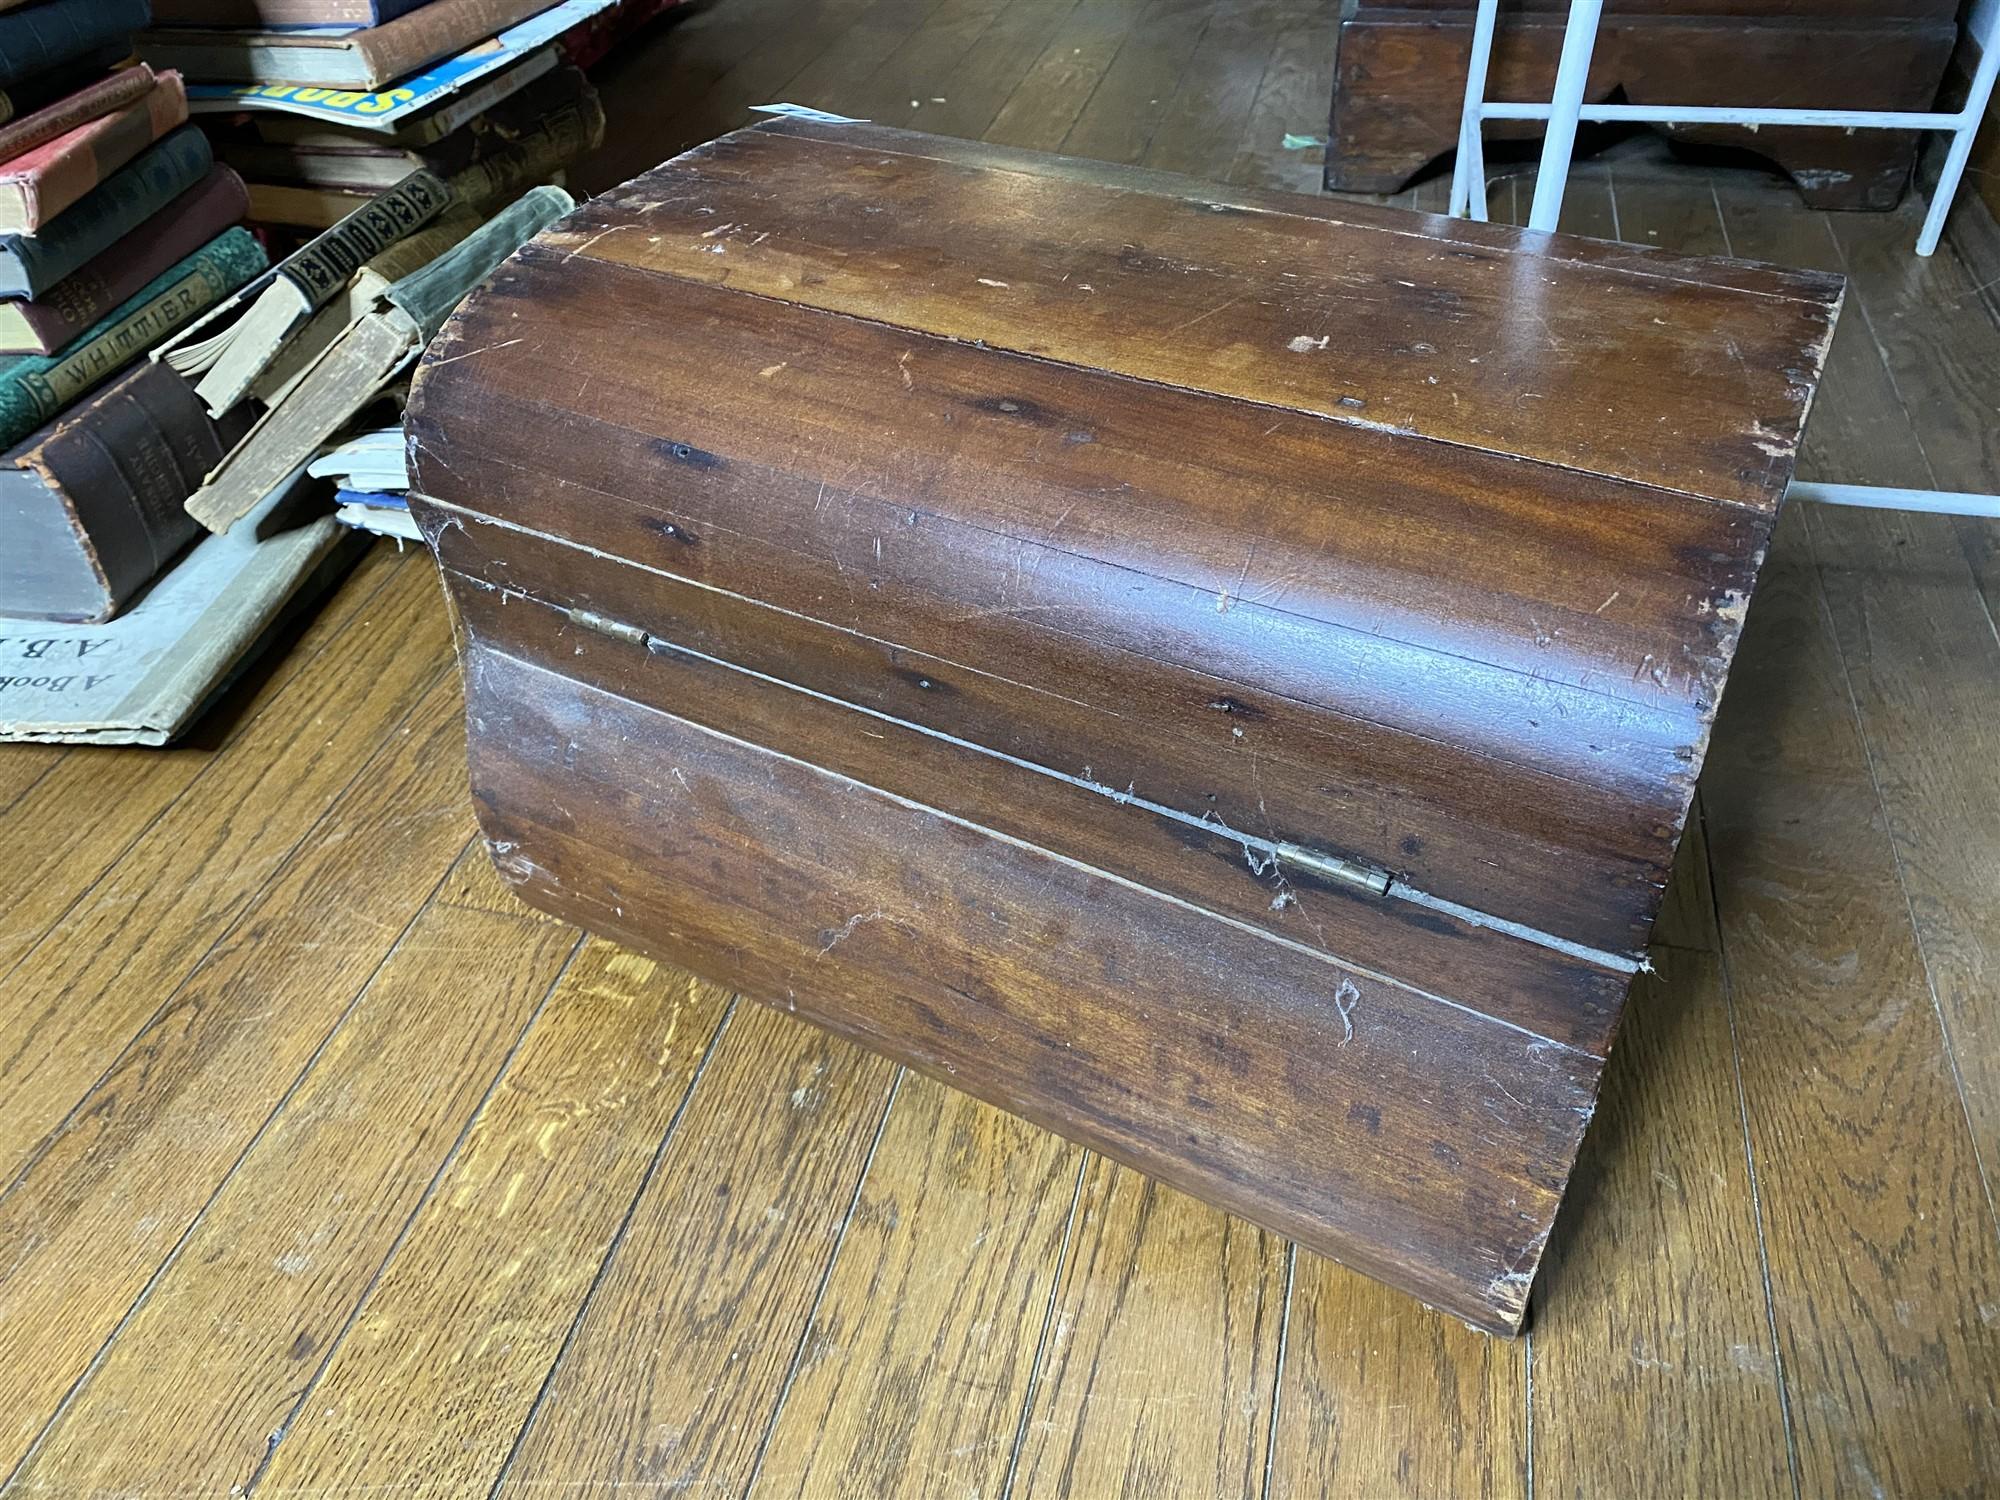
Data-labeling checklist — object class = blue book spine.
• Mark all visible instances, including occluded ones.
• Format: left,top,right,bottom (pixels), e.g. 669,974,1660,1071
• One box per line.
0,127,214,301
0,227,269,450
0,0,152,92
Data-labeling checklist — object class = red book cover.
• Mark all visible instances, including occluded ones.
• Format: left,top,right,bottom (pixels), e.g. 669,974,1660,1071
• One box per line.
0,65,156,168
0,165,247,354
0,72,188,235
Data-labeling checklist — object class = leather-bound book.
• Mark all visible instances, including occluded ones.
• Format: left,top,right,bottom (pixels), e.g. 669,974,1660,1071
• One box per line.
0,0,149,92
139,0,566,89
0,360,252,623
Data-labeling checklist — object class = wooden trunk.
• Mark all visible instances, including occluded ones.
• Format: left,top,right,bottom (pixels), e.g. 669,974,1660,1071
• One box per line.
405,120,1841,1333
1326,1,1960,209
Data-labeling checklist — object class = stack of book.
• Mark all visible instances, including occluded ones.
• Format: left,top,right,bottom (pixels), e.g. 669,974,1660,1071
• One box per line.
132,0,668,233
3,173,573,742
308,425,413,540
0,0,271,618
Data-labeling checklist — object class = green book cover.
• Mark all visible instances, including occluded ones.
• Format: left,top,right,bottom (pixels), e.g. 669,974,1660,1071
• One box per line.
0,227,267,449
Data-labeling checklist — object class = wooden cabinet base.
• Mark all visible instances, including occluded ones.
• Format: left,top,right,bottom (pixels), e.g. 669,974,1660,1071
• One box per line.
1327,11,1958,210
407,122,1840,1332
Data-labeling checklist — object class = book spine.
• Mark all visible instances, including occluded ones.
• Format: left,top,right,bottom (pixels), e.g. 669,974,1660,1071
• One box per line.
0,65,155,167
8,168,250,356
7,76,191,234
274,167,453,307
0,127,214,300
445,83,604,210
12,361,251,621
348,0,562,90
0,228,267,449
0,0,150,92
148,0,433,25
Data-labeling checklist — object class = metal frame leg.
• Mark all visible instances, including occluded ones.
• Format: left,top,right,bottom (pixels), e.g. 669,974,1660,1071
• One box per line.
1449,0,1501,222
1525,0,1604,232
1918,15,2000,256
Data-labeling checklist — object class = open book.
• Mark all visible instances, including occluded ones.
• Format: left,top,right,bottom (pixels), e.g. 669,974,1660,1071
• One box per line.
158,166,452,415
184,184,573,534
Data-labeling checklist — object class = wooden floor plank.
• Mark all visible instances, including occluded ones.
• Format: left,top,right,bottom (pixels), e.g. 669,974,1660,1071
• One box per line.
602,0,881,180
0,746,62,818
495,1003,900,1497
1700,501,2000,1499
1137,0,1286,182
745,1073,1082,1499
1225,16,1334,192
779,0,957,120
250,942,729,1500
913,0,1083,142
984,0,1147,152
0,544,406,981
840,0,1013,137
1009,1159,1285,1500
9,847,576,1497
0,558,449,1186
1056,0,1212,165
1266,1258,1526,1498
0,675,479,1479
1800,209,2000,1202
1529,813,1795,1500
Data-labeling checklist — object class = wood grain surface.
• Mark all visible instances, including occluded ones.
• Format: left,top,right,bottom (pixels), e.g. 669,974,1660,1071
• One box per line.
408,115,1835,1329
0,4,1996,1492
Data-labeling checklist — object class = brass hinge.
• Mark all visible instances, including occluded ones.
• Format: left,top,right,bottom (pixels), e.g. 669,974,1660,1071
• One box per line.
1274,842,1394,897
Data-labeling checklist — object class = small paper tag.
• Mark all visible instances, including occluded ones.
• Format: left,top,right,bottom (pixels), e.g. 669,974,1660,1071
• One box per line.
749,103,869,124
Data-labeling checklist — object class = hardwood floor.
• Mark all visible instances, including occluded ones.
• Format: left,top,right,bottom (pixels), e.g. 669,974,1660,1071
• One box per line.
5,2,2000,1493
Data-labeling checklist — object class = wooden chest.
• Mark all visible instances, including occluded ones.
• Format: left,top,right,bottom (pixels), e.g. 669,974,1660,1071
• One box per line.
405,120,1841,1332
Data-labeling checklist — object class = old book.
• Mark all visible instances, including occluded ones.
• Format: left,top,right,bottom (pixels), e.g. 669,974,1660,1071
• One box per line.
0,45,136,130
186,184,568,533
246,209,482,405
162,167,452,415
0,470,361,745
246,47,557,150
244,96,588,225
0,125,213,300
0,166,249,356
220,64,595,191
179,0,605,133
0,226,266,449
0,360,252,622
405,121,1845,1333
0,0,149,91
0,64,157,169
150,0,438,24
0,71,187,235
140,0,568,90
308,426,406,491
334,490,419,541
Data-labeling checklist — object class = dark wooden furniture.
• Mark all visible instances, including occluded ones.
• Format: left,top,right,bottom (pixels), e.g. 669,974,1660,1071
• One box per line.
406,120,1840,1332
1328,0,1960,209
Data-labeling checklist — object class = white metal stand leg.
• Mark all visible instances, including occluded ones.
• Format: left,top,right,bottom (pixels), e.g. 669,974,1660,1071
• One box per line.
1526,0,1603,232
1450,0,2000,255
1448,0,1500,222
1920,23,2000,256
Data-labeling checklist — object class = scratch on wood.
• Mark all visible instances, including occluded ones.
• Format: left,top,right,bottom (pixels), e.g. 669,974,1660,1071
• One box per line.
816,909,884,958
427,337,524,369
1333,978,1360,1043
